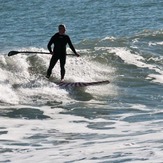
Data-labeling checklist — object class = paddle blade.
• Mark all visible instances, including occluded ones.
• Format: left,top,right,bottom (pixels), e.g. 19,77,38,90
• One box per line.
8,51,20,56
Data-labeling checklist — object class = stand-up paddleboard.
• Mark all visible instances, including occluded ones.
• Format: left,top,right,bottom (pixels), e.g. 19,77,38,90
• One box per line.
57,80,110,87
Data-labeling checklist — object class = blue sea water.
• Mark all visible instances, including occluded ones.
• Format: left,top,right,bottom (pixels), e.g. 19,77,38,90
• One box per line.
0,0,163,162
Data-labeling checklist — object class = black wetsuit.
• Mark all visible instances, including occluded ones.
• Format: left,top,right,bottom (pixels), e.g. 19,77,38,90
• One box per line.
46,32,77,80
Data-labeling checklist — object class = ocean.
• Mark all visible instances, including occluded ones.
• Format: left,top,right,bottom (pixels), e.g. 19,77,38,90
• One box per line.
0,0,163,162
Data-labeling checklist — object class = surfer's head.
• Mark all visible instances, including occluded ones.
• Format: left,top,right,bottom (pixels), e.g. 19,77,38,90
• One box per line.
58,24,66,34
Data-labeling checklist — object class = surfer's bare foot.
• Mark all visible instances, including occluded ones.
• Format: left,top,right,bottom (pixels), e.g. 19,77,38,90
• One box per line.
46,75,50,79
60,79,64,82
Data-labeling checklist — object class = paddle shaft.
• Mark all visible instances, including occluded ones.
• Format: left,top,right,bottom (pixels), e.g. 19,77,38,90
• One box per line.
16,51,49,54
8,51,74,56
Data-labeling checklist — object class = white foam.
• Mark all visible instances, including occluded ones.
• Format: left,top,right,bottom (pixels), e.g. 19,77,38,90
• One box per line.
149,41,163,46
0,84,19,104
109,47,147,68
148,73,163,84
1,105,163,163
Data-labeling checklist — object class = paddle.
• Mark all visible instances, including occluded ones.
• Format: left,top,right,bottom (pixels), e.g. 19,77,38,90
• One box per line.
8,51,50,56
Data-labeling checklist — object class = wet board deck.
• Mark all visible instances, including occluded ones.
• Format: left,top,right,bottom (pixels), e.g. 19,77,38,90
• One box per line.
57,80,110,87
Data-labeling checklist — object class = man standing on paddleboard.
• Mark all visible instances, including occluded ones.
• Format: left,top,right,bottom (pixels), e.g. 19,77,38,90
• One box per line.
46,24,80,82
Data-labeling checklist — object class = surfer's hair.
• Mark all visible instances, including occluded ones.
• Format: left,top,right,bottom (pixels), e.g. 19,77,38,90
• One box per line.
58,24,66,30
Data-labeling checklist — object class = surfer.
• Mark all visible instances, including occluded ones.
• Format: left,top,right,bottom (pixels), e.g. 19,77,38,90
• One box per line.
46,24,80,82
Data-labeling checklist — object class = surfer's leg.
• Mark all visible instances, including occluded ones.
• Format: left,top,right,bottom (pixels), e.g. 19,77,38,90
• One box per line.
46,56,58,78
60,56,66,81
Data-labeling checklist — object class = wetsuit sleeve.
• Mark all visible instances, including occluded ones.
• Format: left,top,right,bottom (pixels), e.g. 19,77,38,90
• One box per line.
67,36,77,55
47,36,54,53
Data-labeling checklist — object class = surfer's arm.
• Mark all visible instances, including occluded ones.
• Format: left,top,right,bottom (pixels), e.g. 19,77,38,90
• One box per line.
47,36,55,54
67,36,80,57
